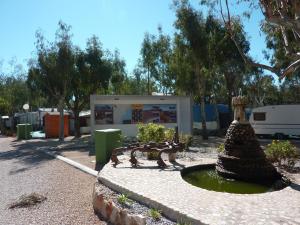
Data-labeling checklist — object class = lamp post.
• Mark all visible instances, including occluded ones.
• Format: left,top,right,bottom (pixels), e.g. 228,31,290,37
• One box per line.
23,104,29,139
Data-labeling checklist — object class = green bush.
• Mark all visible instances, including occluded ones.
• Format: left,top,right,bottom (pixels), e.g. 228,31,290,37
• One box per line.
148,208,162,220
164,128,175,142
137,123,165,143
117,194,133,206
265,140,298,168
137,123,192,159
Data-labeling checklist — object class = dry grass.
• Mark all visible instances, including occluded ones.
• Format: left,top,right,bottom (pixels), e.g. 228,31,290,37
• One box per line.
8,193,47,209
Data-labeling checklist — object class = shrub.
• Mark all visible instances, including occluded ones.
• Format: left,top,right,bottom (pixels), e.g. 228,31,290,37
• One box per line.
164,128,175,142
265,140,298,168
137,123,165,143
148,208,162,220
117,194,133,206
137,123,170,160
137,123,192,158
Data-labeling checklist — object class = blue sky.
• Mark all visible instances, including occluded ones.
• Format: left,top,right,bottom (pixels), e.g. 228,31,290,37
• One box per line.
0,0,269,75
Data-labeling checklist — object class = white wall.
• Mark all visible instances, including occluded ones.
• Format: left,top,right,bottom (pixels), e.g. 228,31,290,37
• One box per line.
90,95,192,137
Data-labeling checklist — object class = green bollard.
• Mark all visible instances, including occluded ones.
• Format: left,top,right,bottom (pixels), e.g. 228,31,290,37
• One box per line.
17,124,32,140
94,129,122,164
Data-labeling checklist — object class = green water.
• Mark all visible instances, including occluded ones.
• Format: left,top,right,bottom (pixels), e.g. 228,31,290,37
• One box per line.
183,169,274,194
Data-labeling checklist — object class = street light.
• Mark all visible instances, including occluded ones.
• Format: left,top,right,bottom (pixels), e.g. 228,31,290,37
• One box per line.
23,104,29,139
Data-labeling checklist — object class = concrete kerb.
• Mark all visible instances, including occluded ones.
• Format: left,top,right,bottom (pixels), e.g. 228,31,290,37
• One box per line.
98,174,202,225
36,147,98,177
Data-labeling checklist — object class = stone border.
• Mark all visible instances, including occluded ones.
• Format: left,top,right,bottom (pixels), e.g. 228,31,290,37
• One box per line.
97,161,210,225
93,182,146,225
98,156,300,225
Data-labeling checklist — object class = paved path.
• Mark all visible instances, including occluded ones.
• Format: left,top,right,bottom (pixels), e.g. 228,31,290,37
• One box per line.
0,136,105,225
99,155,300,225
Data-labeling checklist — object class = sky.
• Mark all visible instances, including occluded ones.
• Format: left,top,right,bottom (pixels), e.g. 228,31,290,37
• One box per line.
0,0,269,75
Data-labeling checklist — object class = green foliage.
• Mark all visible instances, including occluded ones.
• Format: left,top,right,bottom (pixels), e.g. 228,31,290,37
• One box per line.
148,208,162,220
217,143,225,153
137,123,191,149
110,50,127,94
164,128,175,142
179,133,192,150
137,123,166,143
117,194,133,206
265,140,298,168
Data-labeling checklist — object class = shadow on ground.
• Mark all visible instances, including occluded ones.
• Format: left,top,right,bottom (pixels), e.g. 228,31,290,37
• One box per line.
0,138,56,175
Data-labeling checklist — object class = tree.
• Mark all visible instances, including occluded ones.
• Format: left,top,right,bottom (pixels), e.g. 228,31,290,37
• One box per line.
173,1,216,139
140,33,157,95
204,0,300,79
27,21,74,141
244,72,279,107
209,15,250,117
66,36,112,138
110,50,127,94
152,27,175,94
0,60,30,131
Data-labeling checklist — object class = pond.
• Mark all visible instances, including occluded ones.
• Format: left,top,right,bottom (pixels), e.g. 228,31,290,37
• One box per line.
182,166,283,194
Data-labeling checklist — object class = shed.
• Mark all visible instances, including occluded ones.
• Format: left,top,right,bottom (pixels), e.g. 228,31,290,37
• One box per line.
44,112,69,138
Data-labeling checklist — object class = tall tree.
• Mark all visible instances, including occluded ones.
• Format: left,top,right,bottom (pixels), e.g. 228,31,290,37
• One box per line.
27,21,74,141
110,50,127,94
66,36,112,138
153,27,175,94
204,0,300,79
209,15,250,117
140,33,157,95
173,0,214,139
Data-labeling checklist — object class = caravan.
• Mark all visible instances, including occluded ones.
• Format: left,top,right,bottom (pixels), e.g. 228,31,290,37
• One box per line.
249,105,300,139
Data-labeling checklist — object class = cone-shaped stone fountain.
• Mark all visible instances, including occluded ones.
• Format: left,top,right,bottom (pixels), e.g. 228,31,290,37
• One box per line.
216,95,279,181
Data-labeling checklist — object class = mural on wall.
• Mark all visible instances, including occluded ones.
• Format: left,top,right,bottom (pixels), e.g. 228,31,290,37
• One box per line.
131,104,143,123
94,104,177,125
130,104,177,124
141,104,177,123
94,105,113,124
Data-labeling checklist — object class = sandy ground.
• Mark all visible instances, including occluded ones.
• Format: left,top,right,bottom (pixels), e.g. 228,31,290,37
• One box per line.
0,135,106,225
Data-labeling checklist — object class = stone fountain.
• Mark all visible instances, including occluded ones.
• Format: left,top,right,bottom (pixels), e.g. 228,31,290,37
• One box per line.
216,95,279,181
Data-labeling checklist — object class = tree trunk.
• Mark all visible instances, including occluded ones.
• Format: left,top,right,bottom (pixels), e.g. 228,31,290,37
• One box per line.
196,63,208,140
213,101,220,131
200,95,208,140
147,66,150,95
227,93,233,121
224,73,234,121
58,98,64,142
74,110,81,138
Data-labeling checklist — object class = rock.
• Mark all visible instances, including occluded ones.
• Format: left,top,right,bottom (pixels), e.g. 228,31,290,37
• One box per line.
92,182,146,225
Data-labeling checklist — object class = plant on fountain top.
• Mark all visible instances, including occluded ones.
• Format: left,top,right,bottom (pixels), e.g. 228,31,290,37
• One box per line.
265,140,298,168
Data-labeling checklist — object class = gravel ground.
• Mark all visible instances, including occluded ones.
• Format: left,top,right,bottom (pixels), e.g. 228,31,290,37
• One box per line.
96,183,176,225
0,136,106,225
0,136,177,225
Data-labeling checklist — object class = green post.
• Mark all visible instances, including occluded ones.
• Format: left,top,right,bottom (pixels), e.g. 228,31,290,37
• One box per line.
17,124,32,140
94,129,122,164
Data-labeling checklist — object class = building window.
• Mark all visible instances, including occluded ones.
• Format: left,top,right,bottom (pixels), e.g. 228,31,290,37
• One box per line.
253,112,266,121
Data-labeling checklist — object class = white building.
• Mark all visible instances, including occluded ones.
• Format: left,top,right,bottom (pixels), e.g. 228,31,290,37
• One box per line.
90,95,193,137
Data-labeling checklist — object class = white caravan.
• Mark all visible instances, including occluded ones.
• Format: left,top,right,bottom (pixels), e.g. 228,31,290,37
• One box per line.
249,105,300,139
